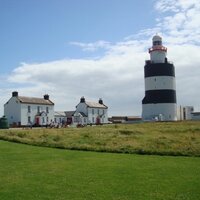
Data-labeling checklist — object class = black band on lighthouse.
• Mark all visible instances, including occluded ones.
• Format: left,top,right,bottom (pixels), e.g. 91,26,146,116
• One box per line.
142,89,176,104
144,63,175,77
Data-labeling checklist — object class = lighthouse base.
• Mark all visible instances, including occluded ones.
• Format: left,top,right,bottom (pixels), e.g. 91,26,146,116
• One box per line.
142,103,177,121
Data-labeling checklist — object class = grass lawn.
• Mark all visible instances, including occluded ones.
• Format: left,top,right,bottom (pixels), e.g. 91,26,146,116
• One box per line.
0,121,200,156
0,140,200,200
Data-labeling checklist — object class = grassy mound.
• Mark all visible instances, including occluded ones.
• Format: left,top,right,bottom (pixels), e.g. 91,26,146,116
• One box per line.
0,121,200,156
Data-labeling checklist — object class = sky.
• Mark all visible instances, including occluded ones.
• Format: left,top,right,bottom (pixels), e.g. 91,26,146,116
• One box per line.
1,0,200,116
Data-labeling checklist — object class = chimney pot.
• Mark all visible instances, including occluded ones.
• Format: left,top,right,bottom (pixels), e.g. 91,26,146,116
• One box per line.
12,91,18,97
80,96,85,103
44,94,49,100
99,98,103,104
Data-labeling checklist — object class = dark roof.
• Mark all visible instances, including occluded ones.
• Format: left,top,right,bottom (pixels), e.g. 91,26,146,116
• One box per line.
65,111,75,117
191,112,200,115
35,111,47,116
72,111,87,117
109,116,142,122
79,112,87,117
17,96,54,105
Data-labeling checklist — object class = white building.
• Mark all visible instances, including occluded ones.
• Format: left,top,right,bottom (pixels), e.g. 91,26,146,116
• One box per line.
73,97,108,125
142,35,177,121
4,91,54,127
177,106,194,120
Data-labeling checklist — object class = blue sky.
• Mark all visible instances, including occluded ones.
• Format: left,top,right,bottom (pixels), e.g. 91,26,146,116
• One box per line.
0,0,155,72
1,0,200,116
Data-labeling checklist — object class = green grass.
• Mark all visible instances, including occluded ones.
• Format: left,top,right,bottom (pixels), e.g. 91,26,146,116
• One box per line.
0,121,200,156
0,140,200,200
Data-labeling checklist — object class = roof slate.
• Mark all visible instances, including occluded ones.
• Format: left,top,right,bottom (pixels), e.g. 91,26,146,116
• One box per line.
54,111,75,117
85,101,108,108
54,111,66,116
17,96,54,105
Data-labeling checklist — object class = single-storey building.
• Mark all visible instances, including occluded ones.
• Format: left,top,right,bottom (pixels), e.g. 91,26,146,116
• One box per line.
191,112,200,120
54,111,74,125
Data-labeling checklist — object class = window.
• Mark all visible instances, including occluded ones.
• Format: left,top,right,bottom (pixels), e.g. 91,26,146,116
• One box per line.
92,109,94,115
54,118,57,123
28,116,31,123
37,106,40,113
28,106,31,113
46,107,49,113
153,41,161,46
102,110,105,115
47,117,49,123
74,116,79,123
92,117,95,123
98,109,100,115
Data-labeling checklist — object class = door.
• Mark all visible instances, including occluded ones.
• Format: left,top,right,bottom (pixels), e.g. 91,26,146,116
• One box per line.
35,117,40,125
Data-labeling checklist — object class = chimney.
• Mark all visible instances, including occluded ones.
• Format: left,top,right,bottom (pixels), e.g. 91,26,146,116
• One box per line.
12,91,18,97
99,98,103,104
44,94,49,100
80,96,85,103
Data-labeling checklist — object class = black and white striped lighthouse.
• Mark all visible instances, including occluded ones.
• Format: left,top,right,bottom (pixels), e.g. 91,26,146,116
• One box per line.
142,35,177,121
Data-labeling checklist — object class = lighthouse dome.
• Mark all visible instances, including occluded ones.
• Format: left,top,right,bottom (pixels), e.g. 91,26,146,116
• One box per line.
153,35,162,41
152,35,162,46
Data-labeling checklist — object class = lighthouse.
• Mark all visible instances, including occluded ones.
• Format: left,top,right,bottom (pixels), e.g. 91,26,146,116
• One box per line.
142,35,177,121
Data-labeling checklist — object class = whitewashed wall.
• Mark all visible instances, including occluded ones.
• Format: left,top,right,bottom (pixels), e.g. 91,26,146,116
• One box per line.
76,102,108,124
88,107,108,124
21,104,54,125
4,96,54,126
4,97,21,125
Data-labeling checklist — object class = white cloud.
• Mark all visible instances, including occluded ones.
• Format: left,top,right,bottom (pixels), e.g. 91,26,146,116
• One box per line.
70,40,111,52
6,42,146,116
1,0,200,116
155,0,181,13
155,0,198,13
155,0,200,45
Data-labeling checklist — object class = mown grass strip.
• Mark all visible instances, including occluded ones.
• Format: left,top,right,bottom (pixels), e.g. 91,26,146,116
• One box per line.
0,140,200,200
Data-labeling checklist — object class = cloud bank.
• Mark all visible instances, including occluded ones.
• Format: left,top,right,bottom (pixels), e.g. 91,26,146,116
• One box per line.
1,0,200,116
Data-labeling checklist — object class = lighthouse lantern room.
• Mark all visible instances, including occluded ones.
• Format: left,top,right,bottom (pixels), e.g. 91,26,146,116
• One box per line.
149,35,167,63
142,35,177,121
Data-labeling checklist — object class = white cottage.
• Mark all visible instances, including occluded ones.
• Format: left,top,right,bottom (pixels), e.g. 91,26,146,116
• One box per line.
4,91,54,127
73,97,108,125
